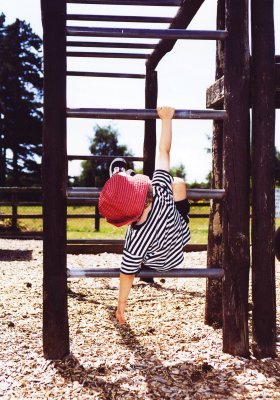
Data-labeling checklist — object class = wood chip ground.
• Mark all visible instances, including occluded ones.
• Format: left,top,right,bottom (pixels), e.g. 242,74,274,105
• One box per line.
0,239,279,399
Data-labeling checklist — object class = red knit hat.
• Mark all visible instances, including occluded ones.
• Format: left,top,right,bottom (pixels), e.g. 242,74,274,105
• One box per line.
99,173,151,227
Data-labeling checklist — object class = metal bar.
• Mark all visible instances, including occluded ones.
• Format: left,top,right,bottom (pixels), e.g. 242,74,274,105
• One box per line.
67,188,225,200
67,71,145,79
66,14,173,23
67,27,228,40
67,51,149,59
67,155,144,161
0,214,43,219
67,0,181,6
67,41,157,49
0,187,42,192
67,267,224,278
66,108,227,120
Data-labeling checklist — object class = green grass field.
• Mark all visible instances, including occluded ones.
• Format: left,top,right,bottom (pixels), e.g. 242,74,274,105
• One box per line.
1,204,280,243
0,204,211,243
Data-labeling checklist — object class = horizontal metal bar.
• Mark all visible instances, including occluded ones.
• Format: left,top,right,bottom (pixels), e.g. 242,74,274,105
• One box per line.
67,188,225,200
0,187,42,193
67,267,224,278
66,108,227,120
0,202,42,206
67,41,157,49
67,0,181,6
67,71,145,79
67,155,144,161
67,27,228,40
67,239,124,244
67,51,149,59
66,243,207,254
66,14,173,23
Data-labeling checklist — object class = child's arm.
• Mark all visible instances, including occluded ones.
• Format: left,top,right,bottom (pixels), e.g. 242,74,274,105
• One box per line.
156,106,175,172
116,273,135,324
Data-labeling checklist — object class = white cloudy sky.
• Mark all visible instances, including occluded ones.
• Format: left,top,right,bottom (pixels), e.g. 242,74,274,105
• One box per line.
0,0,279,182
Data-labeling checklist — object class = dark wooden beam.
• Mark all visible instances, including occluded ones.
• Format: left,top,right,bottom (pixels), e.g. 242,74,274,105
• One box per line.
143,69,157,179
206,64,280,109
251,0,276,359
146,0,205,70
67,71,145,79
222,0,250,357
205,0,225,329
41,0,69,360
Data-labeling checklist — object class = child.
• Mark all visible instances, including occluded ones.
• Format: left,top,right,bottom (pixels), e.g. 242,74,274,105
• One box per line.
99,107,191,324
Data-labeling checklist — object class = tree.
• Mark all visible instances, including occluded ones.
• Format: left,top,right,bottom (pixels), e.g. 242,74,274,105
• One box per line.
170,163,186,180
76,125,134,187
0,15,43,186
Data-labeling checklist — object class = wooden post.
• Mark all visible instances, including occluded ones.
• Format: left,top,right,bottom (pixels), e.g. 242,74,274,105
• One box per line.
222,0,250,357
143,69,157,178
41,0,70,359
251,0,276,358
205,0,225,328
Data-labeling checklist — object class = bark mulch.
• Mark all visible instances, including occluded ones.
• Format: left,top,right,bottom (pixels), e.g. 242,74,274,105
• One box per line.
0,239,279,399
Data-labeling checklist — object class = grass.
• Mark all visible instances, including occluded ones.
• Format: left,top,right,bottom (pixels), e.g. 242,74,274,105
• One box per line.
1,204,279,244
0,204,210,243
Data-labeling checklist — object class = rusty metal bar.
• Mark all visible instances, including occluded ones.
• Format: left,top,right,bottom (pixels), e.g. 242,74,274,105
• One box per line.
67,51,149,59
67,71,145,78
67,155,144,161
66,14,173,23
67,0,181,6
67,267,224,278
67,26,228,40
66,108,227,120
67,187,225,200
67,41,157,49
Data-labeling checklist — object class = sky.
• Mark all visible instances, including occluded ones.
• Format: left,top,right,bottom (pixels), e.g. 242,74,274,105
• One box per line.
0,0,279,183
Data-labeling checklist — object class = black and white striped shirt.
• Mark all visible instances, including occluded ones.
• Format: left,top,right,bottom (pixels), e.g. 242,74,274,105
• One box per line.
121,170,191,275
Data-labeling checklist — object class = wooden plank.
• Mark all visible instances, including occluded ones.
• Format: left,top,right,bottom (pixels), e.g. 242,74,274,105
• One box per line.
205,0,225,329
147,0,205,70
222,0,250,357
251,0,276,358
67,155,144,161
67,267,224,279
41,0,69,360
143,70,157,179
206,64,280,109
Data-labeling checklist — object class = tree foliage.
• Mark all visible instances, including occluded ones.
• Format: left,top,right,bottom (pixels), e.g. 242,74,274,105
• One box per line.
0,14,43,186
76,125,134,187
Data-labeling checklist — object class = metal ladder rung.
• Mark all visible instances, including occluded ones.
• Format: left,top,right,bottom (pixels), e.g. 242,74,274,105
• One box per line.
67,267,224,278
67,51,149,59
66,108,227,120
66,27,228,41
67,71,146,79
67,188,225,200
67,0,181,6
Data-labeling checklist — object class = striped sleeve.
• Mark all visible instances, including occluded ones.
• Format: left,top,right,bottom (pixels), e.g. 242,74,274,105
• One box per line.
152,170,173,195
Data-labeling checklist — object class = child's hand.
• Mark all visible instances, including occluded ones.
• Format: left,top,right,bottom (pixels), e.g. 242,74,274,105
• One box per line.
116,301,127,324
157,106,175,120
